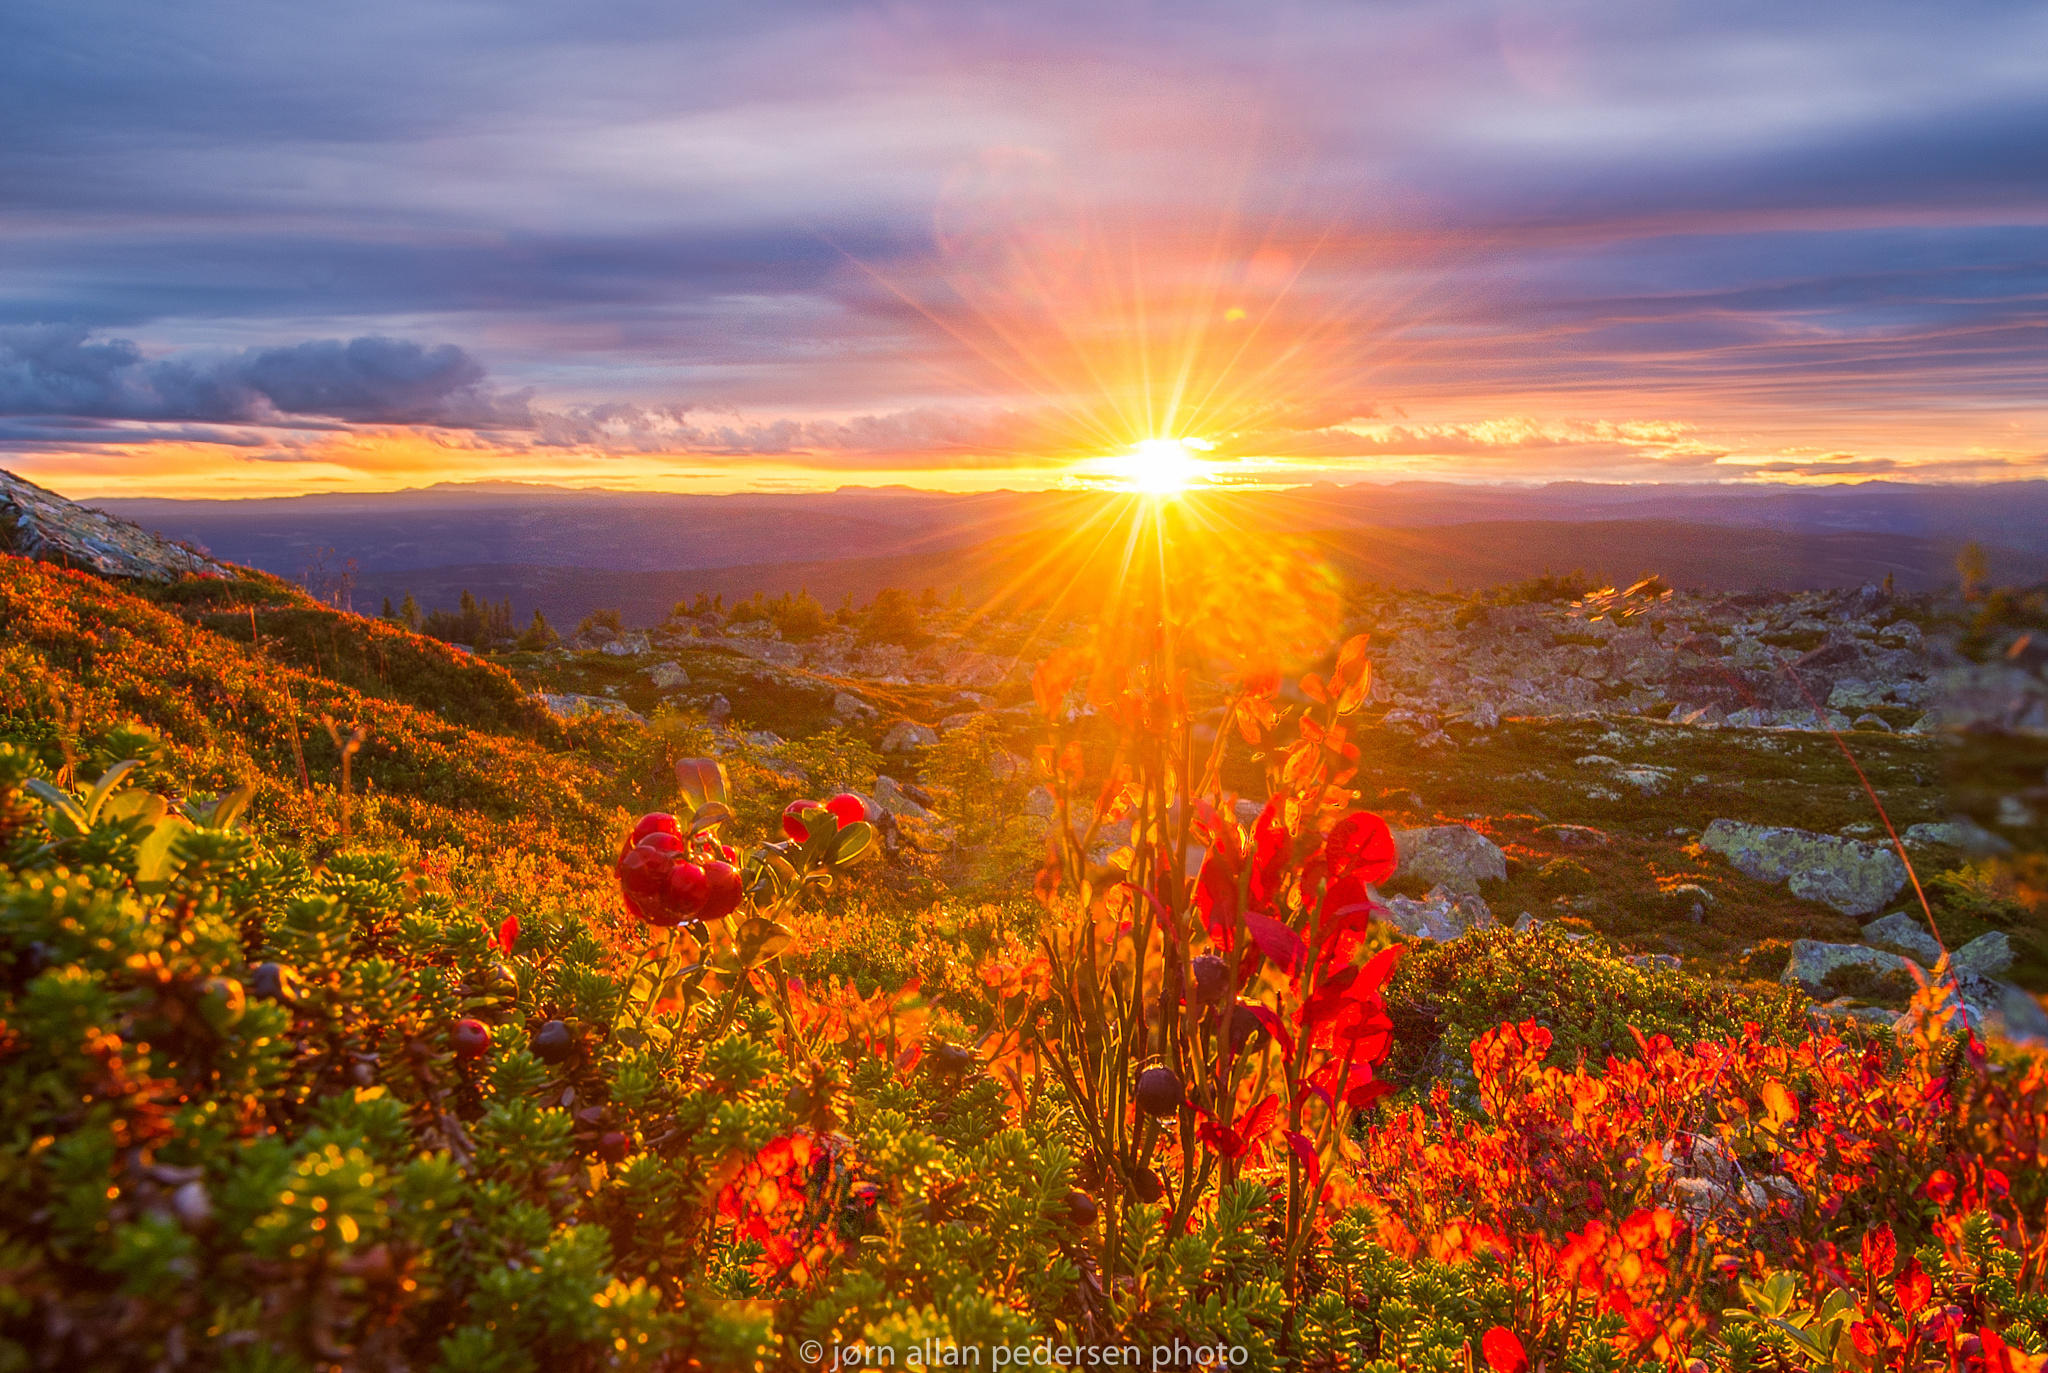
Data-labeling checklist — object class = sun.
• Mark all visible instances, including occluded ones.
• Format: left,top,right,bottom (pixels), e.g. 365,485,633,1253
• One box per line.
1114,437,1215,494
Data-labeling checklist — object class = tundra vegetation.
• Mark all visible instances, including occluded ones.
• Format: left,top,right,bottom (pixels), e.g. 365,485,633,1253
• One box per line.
0,535,2045,1372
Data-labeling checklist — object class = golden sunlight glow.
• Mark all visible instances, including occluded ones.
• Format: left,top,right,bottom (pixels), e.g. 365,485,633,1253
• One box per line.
1112,437,1215,494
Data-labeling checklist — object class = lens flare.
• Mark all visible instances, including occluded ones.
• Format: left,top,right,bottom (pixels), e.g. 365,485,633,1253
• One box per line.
1113,437,1214,494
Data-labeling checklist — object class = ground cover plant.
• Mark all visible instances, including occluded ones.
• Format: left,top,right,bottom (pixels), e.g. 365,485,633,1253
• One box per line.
1,544,2045,1370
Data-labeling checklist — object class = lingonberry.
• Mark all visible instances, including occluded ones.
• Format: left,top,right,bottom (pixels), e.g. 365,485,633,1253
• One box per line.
655,861,708,923
824,792,867,827
781,799,822,841
630,813,680,845
698,860,744,921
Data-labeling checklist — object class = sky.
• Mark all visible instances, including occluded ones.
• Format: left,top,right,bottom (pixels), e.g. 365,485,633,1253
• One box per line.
1,0,2044,498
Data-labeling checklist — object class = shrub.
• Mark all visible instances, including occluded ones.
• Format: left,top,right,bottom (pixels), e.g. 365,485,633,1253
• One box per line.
1383,926,1811,1089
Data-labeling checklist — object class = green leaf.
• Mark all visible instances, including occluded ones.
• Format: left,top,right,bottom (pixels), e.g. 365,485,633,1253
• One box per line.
832,820,874,865
132,816,193,885
675,757,729,813
733,917,793,967
689,800,733,834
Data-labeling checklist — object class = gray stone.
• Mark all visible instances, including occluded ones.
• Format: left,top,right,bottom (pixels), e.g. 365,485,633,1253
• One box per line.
1904,819,2012,855
1781,939,1923,1001
871,775,933,823
1391,824,1507,894
1861,911,1942,964
832,692,877,721
600,632,651,657
1906,977,2048,1048
1725,706,1770,728
540,692,647,725
881,720,939,752
1380,884,1496,941
1700,819,1908,916
2,468,233,582
644,660,690,689
1952,931,2014,979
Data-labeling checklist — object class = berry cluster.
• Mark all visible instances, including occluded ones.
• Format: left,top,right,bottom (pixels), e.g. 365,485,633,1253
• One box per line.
616,812,745,926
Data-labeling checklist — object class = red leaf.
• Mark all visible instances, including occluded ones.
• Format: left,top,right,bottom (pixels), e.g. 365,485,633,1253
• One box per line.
1863,1224,1897,1278
1482,1327,1528,1373
1240,1001,1296,1060
1324,811,1397,887
1249,802,1291,906
1897,1257,1931,1315
494,914,520,954
1243,911,1307,975
1284,1130,1321,1189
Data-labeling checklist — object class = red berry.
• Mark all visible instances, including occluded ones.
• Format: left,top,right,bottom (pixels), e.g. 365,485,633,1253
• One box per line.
630,813,680,846
824,793,867,827
636,831,685,855
782,799,822,842
598,1130,632,1163
655,861,708,923
698,860,743,921
452,1018,490,1061
617,844,676,921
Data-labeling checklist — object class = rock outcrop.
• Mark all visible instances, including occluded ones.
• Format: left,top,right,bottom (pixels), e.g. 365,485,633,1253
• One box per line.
1380,885,1496,941
1391,824,1507,895
3,468,230,582
1781,939,1923,1001
1700,820,1908,916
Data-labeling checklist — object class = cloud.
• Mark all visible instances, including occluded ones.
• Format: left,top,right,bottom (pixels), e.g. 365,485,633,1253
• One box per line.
0,327,530,426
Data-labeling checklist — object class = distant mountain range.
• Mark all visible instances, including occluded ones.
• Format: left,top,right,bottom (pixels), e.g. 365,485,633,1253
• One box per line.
89,479,2048,625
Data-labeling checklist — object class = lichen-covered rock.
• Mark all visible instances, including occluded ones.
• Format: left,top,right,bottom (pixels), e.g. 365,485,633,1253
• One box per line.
1903,819,2012,854
644,660,691,688
3,467,231,582
881,720,938,752
1861,911,1943,964
1700,819,1907,916
1391,824,1506,894
1781,939,1923,1001
540,692,647,725
1952,931,2014,979
1380,885,1496,941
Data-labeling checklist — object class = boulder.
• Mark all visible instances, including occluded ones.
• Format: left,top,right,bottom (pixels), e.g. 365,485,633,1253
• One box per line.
832,692,877,721
1700,820,1908,916
1535,823,1612,848
1781,939,1923,1001
1861,911,1942,964
871,775,933,823
600,632,651,657
1391,824,1507,894
1380,885,1496,941
644,660,690,689
881,721,939,752
540,693,647,725
1903,819,2012,855
1952,931,2014,979
1,468,232,582
1904,977,2048,1048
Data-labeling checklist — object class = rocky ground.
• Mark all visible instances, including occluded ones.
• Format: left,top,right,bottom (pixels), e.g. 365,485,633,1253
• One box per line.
5,464,2044,1046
